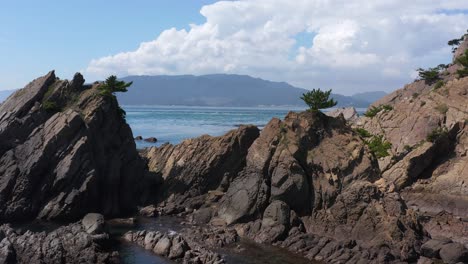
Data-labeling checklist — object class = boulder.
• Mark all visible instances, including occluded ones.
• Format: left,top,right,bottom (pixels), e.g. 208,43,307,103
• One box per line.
169,236,188,259
439,243,468,264
135,136,143,140
326,107,359,122
82,213,105,234
144,137,158,143
153,236,172,256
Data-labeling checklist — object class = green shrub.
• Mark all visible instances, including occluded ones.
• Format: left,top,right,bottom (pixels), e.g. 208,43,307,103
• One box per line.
367,135,392,158
426,127,448,142
300,88,337,112
412,93,419,99
42,101,61,113
417,67,441,85
364,104,393,118
456,49,468,78
355,128,372,138
433,80,445,90
435,104,448,115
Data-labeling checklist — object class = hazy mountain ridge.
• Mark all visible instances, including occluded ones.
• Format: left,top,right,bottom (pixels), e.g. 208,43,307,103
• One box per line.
117,74,384,107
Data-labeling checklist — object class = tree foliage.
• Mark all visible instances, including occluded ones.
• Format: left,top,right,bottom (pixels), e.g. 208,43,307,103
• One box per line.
448,29,468,53
300,88,337,112
97,75,133,97
416,64,447,85
456,49,468,78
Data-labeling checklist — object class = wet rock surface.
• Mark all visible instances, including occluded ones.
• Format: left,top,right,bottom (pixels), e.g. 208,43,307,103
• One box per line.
123,229,226,264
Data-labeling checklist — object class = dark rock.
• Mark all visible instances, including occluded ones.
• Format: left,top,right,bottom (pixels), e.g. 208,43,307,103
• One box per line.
0,72,155,222
0,223,118,263
139,205,158,217
135,136,143,140
144,137,158,143
439,243,468,264
421,239,451,258
144,125,259,214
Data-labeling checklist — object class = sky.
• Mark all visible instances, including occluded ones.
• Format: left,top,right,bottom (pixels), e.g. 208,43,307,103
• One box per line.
1,1,468,95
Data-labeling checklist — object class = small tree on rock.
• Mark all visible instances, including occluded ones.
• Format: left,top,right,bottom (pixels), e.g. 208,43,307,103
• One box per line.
97,75,132,97
301,88,337,112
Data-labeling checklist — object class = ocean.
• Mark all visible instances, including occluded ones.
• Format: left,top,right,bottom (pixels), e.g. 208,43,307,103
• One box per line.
123,105,366,149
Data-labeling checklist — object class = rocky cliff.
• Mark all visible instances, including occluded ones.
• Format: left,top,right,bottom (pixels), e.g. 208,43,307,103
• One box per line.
145,111,426,263
356,36,468,256
0,71,153,222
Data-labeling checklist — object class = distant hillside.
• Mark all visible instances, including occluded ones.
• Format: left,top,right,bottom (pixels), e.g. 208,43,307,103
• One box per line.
117,74,373,107
351,91,387,104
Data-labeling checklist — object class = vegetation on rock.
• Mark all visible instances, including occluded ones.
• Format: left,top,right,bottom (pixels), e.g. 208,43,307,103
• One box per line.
364,104,393,118
300,88,337,112
455,49,468,78
97,75,132,96
448,30,468,53
97,75,132,118
426,127,448,143
416,64,447,85
42,100,61,113
367,134,392,158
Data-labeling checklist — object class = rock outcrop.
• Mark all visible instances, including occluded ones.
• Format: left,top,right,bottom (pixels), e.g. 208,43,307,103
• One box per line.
356,36,468,247
0,214,118,263
0,71,154,222
143,125,259,214
146,111,426,262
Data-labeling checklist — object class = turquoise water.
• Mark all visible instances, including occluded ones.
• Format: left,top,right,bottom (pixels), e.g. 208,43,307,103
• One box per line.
123,106,365,149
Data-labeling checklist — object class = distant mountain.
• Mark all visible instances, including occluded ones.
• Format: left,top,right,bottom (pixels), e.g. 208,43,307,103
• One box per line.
0,90,16,103
117,74,372,107
351,91,387,104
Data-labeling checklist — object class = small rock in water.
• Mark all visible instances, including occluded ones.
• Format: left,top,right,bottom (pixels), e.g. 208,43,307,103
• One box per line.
144,137,158,143
134,136,143,140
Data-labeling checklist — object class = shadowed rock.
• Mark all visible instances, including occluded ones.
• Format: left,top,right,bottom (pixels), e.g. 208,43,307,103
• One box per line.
0,71,155,222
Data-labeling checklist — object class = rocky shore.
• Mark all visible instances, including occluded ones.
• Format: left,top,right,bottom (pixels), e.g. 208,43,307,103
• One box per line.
0,36,468,264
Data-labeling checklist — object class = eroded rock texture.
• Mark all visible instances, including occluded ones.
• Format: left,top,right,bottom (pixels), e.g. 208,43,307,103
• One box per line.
356,36,468,249
0,214,118,264
0,71,154,222
146,111,426,263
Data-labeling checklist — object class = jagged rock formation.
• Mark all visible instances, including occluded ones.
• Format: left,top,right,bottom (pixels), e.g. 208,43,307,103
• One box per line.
0,214,118,263
142,125,259,214
357,36,468,252
0,71,154,222
326,107,359,122
146,111,426,263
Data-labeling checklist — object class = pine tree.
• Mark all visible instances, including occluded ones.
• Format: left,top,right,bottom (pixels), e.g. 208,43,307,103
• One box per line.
97,75,132,96
300,89,337,112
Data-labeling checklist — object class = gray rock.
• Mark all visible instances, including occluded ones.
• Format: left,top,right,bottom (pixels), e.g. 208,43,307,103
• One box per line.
439,243,468,264
0,72,154,222
82,213,105,234
421,239,451,258
169,236,188,259
153,236,172,256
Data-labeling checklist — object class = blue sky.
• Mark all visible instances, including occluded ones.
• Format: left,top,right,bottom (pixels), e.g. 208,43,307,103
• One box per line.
0,0,217,89
1,1,468,94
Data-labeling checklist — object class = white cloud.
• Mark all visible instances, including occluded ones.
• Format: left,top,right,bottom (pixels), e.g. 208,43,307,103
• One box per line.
85,0,468,94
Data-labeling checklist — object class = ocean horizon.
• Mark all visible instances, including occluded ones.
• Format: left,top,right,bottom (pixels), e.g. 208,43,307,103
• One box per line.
124,105,367,149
